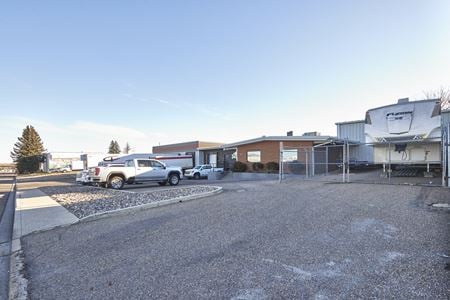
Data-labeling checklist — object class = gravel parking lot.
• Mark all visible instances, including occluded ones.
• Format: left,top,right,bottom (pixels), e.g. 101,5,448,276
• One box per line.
40,185,220,219
22,180,450,299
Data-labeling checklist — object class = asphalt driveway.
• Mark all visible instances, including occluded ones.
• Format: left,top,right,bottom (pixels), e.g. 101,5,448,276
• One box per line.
22,180,450,299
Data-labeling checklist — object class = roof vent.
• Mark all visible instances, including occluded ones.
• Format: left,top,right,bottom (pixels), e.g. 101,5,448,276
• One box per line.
397,98,409,104
287,131,293,136
303,131,321,136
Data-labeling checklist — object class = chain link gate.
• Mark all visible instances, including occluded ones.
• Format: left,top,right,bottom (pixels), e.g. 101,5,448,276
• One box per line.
279,137,449,187
279,142,349,183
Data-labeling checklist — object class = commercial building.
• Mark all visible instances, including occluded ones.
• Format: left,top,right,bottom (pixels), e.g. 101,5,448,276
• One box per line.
223,134,332,170
42,152,105,172
152,141,224,167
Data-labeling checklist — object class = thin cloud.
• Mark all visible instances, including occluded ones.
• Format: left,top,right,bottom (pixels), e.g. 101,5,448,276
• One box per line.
123,92,181,108
156,98,169,104
198,107,233,121
124,82,137,90
0,116,69,134
70,121,148,139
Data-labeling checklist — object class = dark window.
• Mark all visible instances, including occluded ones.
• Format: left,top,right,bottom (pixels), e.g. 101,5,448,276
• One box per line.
151,161,164,168
137,160,151,167
125,160,135,167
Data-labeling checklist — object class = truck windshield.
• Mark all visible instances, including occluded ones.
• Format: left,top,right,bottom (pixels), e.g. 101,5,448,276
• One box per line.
194,166,202,169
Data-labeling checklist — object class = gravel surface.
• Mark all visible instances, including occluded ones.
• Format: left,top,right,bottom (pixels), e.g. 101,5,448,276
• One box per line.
40,185,220,219
23,181,450,299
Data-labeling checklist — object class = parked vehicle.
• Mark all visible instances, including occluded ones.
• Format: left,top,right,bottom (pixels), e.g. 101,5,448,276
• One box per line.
153,154,194,171
76,170,90,184
88,158,183,189
184,164,224,179
49,166,72,173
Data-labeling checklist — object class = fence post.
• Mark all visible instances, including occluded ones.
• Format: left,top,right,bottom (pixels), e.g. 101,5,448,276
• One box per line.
388,142,391,183
442,125,446,187
311,147,315,177
325,146,329,176
346,139,350,182
279,142,283,183
447,123,450,187
305,150,309,178
342,140,346,183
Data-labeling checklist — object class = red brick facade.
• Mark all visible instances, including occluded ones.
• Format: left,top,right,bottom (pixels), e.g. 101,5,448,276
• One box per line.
236,140,314,168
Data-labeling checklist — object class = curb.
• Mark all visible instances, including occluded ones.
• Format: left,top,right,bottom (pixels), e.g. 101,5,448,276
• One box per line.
0,178,17,300
8,185,223,299
80,186,223,223
16,186,223,237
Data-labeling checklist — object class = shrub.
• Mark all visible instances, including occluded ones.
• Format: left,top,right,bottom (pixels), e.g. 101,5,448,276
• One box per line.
266,161,279,173
252,162,264,172
17,156,41,174
232,161,247,172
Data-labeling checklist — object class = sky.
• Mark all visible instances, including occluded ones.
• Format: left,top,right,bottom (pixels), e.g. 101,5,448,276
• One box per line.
1,0,449,162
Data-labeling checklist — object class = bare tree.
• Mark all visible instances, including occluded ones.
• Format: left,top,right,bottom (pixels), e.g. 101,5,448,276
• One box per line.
123,142,131,154
423,86,450,110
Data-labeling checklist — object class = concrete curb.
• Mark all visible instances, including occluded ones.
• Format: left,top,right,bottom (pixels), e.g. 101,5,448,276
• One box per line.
80,186,223,223
8,185,222,300
0,178,16,300
17,172,77,180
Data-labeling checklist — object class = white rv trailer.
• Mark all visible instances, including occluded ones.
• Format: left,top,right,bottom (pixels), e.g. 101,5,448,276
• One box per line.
365,98,441,165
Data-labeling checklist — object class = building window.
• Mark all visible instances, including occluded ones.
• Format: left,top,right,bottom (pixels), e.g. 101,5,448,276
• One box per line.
283,150,298,162
247,150,261,163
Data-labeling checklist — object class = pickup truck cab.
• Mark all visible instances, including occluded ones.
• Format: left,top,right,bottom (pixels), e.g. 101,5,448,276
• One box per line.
184,164,224,179
88,158,183,189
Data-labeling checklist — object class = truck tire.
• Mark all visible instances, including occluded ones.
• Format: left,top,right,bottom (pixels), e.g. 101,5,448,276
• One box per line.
193,172,200,180
168,173,180,186
109,175,125,190
158,181,167,186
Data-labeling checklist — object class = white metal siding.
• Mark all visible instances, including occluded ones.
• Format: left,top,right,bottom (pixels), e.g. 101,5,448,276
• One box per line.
442,111,450,128
336,122,365,143
349,144,374,163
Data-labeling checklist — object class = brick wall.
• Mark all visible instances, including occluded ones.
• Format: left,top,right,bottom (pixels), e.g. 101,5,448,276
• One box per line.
236,141,314,168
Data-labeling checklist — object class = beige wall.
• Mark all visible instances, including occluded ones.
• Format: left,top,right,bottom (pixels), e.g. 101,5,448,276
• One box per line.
152,142,199,153
153,141,223,154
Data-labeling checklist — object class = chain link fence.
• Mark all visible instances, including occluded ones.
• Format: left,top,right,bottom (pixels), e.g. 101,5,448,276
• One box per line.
279,136,449,187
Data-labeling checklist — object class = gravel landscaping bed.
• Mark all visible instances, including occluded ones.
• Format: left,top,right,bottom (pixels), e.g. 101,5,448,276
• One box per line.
40,185,220,219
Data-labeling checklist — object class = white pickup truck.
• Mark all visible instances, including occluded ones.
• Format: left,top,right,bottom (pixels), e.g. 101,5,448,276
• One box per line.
88,158,183,189
184,164,224,179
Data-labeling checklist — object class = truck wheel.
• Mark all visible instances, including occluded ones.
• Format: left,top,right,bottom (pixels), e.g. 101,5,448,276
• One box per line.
158,181,167,186
168,173,180,186
194,173,200,180
109,175,124,190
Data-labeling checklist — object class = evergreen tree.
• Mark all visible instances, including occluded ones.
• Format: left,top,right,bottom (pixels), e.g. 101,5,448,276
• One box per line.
10,125,45,173
108,140,121,154
123,142,131,154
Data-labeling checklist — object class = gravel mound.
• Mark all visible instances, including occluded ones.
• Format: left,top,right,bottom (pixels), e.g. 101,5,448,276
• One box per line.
40,185,219,219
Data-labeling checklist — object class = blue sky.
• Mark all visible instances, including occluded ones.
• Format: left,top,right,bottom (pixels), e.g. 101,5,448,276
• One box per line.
1,0,449,162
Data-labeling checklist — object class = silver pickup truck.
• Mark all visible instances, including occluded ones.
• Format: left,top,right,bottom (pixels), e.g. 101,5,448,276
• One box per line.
88,158,183,189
